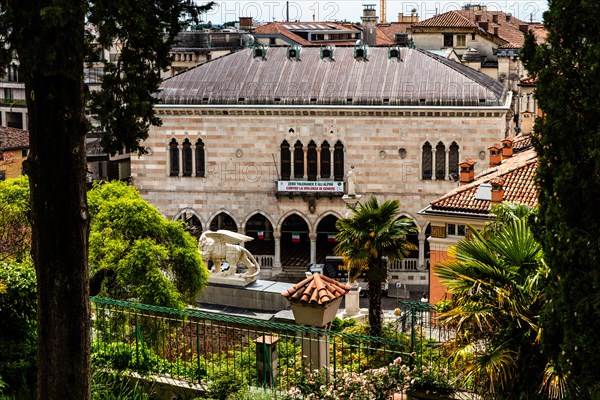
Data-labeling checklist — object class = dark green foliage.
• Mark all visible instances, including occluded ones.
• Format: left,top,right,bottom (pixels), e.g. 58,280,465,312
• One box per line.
91,368,152,400
330,316,357,332
88,181,209,308
0,177,31,262
334,196,416,337
522,2,600,398
2,0,215,398
86,0,213,155
0,261,37,396
436,206,570,398
205,372,247,400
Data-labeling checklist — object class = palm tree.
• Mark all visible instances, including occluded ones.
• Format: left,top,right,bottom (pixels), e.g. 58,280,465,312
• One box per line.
334,196,416,337
435,205,572,399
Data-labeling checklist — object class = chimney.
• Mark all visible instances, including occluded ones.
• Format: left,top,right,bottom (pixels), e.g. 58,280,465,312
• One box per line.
490,178,504,204
478,21,489,32
459,158,476,185
506,13,512,22
398,12,419,23
361,4,378,46
519,24,529,34
475,14,481,22
493,27,499,36
501,138,514,159
488,144,502,167
492,14,498,23
239,17,253,29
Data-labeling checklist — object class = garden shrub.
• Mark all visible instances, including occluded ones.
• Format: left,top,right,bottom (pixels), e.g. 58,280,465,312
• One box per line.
0,261,37,396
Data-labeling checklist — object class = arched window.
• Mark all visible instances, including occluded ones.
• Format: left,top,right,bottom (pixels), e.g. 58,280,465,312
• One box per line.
320,141,331,179
280,141,291,180
435,142,446,180
195,139,205,177
169,139,179,177
307,140,317,181
333,140,344,181
294,140,304,179
422,142,432,180
182,139,192,176
449,141,459,179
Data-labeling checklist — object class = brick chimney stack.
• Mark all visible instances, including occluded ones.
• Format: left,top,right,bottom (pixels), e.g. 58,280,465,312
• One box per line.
490,177,504,204
501,138,514,159
488,144,502,167
459,158,476,185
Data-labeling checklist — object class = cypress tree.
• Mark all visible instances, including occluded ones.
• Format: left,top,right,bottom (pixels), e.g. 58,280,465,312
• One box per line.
522,2,600,397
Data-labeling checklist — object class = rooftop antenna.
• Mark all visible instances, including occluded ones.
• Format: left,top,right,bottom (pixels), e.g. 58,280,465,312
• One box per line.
286,1,289,22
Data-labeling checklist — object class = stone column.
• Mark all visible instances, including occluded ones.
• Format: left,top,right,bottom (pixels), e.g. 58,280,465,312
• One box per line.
303,148,308,179
309,232,317,265
445,148,450,180
432,147,437,180
178,144,183,177
316,148,321,179
273,230,282,275
418,234,426,270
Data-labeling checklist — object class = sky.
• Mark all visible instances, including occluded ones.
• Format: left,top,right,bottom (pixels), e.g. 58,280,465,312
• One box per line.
199,0,549,25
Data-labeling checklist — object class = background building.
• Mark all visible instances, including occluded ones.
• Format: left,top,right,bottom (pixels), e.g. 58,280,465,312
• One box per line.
419,134,537,303
0,126,29,181
131,46,511,296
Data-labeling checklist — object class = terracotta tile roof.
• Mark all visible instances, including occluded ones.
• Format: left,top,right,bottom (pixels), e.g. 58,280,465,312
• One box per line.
159,47,507,106
0,126,29,151
376,23,412,45
412,11,477,28
282,273,351,305
529,24,548,44
512,134,533,152
411,9,548,48
425,147,538,215
518,76,537,87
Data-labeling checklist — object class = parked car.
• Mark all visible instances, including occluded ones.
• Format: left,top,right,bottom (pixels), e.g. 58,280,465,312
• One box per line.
306,256,388,297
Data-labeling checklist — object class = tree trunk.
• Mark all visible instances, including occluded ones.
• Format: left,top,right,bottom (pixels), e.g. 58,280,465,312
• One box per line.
19,1,91,398
367,271,384,337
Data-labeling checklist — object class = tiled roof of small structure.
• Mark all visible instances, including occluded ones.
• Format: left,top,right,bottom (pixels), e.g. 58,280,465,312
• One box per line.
254,22,361,46
376,23,412,45
512,133,533,151
425,146,538,215
282,274,351,305
411,11,477,28
158,47,506,106
0,126,29,150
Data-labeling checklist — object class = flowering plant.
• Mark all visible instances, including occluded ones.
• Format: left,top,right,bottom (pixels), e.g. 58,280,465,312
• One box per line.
281,357,444,400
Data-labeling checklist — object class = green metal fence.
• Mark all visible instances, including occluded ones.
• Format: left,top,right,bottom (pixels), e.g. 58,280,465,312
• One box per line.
90,297,467,398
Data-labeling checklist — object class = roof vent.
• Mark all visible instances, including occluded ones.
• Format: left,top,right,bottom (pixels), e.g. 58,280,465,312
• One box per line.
253,44,267,60
461,48,481,63
395,32,409,46
388,47,402,60
474,183,492,201
320,46,334,61
354,43,368,60
287,45,301,60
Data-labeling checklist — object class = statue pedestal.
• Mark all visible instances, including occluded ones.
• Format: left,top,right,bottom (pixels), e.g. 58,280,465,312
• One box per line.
344,286,361,316
197,279,293,312
208,273,257,287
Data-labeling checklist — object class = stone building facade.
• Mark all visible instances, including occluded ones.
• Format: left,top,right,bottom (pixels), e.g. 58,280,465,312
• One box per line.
132,46,511,289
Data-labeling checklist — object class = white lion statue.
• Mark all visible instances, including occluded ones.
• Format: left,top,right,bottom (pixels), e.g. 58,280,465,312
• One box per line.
198,230,261,278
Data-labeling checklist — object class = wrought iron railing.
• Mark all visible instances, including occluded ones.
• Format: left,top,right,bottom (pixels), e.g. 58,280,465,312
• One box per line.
90,297,471,398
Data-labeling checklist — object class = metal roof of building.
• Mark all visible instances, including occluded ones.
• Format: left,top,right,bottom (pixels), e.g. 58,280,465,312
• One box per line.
158,47,506,107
